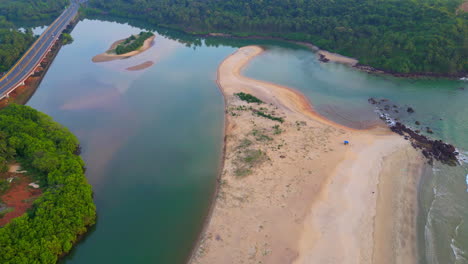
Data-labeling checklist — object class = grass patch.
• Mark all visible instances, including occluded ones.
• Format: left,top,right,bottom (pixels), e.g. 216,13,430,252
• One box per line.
254,110,284,123
234,149,267,177
238,138,253,149
242,149,266,164
235,92,263,104
272,125,283,135
251,129,273,142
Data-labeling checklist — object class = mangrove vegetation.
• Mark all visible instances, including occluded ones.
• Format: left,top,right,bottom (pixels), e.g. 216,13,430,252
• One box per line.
0,104,96,263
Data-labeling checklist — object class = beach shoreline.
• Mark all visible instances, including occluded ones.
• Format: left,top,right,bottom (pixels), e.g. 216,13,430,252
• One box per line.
190,45,424,264
92,35,155,63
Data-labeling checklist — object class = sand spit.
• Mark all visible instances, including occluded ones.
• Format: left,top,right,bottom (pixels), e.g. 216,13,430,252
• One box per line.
92,35,155,63
190,46,423,264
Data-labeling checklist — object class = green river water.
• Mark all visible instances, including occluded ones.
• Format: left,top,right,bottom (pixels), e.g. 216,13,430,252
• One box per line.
24,19,467,263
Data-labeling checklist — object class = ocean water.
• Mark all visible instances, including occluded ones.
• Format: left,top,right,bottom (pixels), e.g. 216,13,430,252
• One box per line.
22,18,468,263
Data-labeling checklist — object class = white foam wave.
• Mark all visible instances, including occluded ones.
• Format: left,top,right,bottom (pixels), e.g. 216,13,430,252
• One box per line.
374,108,396,126
466,174,468,193
460,77,468,81
456,149,468,164
450,239,467,263
450,220,467,263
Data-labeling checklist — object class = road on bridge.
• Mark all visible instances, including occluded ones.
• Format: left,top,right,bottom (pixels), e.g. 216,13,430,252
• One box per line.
0,0,82,99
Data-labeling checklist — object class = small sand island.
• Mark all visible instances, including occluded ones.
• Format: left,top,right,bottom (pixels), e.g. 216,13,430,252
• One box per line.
92,31,155,63
191,46,424,264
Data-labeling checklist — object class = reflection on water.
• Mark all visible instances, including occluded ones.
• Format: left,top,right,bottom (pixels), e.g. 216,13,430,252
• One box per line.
28,19,229,264
25,17,468,264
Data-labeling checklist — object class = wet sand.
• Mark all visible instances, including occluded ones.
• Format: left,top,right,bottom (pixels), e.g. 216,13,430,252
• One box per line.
190,46,423,264
92,35,155,63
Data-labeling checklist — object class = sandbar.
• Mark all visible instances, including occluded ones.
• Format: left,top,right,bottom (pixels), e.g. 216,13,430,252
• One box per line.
125,61,154,71
190,46,423,264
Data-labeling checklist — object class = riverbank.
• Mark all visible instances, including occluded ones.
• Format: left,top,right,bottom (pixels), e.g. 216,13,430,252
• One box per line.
203,33,465,79
190,46,425,263
92,35,155,62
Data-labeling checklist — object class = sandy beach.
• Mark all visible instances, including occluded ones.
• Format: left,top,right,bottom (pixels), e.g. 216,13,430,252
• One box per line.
92,35,155,63
190,46,424,264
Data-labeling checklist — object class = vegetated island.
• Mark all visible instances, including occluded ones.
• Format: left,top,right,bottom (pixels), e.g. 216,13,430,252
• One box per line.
190,46,425,264
0,104,96,263
92,31,155,62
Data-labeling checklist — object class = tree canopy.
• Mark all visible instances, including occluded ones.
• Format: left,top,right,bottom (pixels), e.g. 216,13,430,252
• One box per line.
0,104,96,263
85,0,468,75
114,31,153,54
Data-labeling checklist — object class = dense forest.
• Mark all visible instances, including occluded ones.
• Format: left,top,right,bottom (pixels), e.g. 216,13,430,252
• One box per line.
85,0,468,75
0,105,96,263
0,0,68,73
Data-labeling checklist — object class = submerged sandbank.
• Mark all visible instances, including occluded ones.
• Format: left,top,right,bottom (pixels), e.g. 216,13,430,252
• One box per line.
191,46,423,264
92,35,155,63
125,61,154,71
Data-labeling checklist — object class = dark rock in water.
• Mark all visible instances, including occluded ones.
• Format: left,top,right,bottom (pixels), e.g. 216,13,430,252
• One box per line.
393,105,397,108
415,121,420,125
426,128,434,134
384,105,390,111
390,122,458,166
407,107,415,113
394,110,399,113
459,87,465,90
415,130,420,133
318,54,330,63
368,98,378,104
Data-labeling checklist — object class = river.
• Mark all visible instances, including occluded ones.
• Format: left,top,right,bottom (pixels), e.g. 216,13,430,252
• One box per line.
24,19,467,263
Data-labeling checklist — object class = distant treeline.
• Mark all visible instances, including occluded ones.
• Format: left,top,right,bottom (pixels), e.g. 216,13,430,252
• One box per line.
0,104,96,263
0,0,68,73
115,31,154,55
85,0,468,75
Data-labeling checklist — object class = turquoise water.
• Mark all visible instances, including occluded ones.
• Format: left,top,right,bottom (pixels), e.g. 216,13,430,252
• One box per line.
25,19,468,263
245,47,468,264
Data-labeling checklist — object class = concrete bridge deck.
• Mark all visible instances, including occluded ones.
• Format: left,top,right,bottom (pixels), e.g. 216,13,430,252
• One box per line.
0,1,81,100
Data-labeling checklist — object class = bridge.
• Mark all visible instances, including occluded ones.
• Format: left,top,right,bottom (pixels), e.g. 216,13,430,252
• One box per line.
0,1,82,100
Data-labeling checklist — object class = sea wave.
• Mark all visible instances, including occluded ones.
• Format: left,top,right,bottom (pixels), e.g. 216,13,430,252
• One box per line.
450,220,467,263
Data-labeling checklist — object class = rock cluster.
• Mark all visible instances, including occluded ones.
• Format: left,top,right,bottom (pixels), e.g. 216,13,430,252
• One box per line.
390,122,458,166
368,97,459,166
